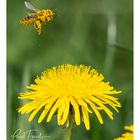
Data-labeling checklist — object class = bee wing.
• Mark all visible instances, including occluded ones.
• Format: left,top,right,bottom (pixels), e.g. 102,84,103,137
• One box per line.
27,13,37,18
25,1,39,12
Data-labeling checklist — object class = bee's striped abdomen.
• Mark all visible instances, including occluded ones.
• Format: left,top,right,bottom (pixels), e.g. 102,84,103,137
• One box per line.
20,15,36,25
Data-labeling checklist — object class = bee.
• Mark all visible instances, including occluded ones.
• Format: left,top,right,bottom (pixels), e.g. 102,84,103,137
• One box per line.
20,1,55,35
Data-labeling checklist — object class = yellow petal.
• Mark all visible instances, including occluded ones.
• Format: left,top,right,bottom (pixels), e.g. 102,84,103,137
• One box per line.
57,107,63,125
47,98,61,122
104,95,121,107
57,97,67,125
84,98,103,124
70,97,80,125
28,101,46,122
81,106,90,130
29,96,56,122
38,97,58,123
94,95,119,112
90,96,113,120
77,98,92,113
60,98,70,125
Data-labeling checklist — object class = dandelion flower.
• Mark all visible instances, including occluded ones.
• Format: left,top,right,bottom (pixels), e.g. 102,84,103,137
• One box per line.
17,64,121,130
114,125,134,140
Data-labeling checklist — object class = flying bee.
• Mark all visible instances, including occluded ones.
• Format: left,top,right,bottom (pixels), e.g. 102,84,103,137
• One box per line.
20,1,55,35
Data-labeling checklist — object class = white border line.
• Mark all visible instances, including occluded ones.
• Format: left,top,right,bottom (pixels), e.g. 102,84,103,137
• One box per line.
0,0,6,139
0,0,138,140
134,0,140,139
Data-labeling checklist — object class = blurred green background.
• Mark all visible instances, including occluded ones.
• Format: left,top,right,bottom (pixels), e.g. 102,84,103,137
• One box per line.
7,0,133,140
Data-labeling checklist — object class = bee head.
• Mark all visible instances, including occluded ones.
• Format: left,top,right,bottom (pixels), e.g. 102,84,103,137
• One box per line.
46,9,55,16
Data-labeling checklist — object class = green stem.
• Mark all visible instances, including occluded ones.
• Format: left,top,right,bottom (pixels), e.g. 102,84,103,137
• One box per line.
64,122,72,140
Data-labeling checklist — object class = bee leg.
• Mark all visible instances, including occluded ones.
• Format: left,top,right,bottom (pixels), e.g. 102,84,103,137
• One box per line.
34,20,42,35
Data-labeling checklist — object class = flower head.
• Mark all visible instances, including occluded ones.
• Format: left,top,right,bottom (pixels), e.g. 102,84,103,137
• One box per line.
114,125,134,140
18,64,121,130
